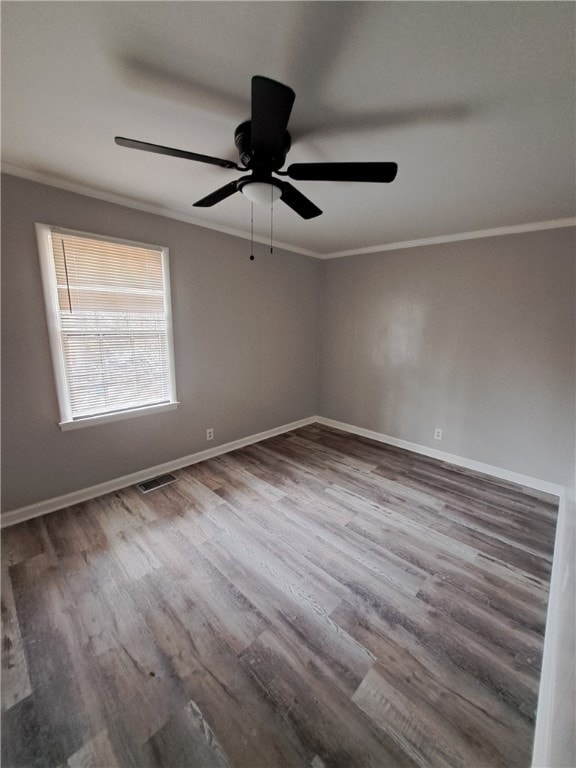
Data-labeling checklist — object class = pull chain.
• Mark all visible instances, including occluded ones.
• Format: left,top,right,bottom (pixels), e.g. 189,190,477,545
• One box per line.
250,202,255,260
270,188,274,254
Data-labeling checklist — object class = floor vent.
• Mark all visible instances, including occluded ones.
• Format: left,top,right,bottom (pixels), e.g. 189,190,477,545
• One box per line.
136,473,177,494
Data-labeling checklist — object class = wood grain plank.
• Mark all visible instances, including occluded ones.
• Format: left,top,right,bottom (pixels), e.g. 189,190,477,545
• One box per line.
65,729,119,768
334,598,534,766
135,699,230,768
353,665,482,768
43,502,108,558
1,519,47,567
240,628,415,767
1,424,556,768
128,575,310,767
1,569,32,712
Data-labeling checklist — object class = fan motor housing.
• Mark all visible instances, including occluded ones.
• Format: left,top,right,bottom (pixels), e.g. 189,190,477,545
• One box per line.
234,121,291,172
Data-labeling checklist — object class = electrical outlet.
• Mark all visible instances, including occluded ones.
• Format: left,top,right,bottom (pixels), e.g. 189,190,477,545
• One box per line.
434,428,443,440
206,428,214,441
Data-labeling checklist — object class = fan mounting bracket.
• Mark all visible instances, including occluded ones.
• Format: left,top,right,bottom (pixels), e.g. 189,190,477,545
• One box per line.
234,121,291,174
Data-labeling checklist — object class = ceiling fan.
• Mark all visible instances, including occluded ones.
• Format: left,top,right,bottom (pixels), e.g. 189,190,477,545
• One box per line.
115,75,398,219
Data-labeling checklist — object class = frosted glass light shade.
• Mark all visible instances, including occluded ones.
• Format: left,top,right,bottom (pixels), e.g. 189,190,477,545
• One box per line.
241,182,282,205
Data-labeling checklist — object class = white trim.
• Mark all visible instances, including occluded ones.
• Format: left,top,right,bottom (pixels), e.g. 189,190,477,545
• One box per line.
315,416,564,497
161,247,178,405
35,223,179,429
36,223,73,422
532,494,574,768
0,416,316,528
4,167,574,261
323,219,576,260
2,165,319,259
59,401,179,431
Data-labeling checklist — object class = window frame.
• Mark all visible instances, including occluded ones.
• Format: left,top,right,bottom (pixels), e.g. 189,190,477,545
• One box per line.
36,223,179,431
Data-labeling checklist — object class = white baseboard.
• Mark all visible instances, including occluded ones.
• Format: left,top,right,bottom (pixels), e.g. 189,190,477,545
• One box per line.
531,488,576,767
2,413,564,528
0,416,316,528
315,416,564,498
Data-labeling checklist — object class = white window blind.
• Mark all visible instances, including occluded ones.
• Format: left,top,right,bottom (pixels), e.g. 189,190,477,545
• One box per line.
37,225,177,428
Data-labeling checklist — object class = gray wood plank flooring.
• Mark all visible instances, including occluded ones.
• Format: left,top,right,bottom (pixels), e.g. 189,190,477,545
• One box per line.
1,425,558,767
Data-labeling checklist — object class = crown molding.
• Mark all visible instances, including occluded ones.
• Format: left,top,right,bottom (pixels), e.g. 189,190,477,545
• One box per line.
3,164,574,260
321,218,576,259
0,164,320,259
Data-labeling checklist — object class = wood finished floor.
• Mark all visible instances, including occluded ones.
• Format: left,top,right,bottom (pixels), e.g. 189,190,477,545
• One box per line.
1,425,558,768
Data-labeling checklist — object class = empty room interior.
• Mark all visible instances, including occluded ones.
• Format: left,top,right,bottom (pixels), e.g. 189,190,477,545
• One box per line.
1,2,575,767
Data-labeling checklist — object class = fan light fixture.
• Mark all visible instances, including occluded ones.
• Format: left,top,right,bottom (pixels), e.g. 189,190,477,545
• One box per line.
240,181,282,205
115,75,398,220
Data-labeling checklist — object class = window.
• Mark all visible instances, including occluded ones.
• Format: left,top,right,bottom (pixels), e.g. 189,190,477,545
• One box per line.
36,224,178,430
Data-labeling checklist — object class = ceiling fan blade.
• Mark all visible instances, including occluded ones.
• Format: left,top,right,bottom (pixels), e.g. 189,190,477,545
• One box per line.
280,181,322,219
286,162,398,183
193,180,240,207
251,76,295,156
115,136,239,169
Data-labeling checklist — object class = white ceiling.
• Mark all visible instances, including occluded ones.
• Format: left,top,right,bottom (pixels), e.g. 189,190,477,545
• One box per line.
2,1,575,257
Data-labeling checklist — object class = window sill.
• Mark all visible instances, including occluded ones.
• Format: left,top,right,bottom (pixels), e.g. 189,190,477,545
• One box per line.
59,401,180,431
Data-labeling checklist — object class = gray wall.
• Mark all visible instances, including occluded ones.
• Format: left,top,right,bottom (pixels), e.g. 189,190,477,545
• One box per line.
319,229,575,486
2,173,574,513
1,174,321,512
